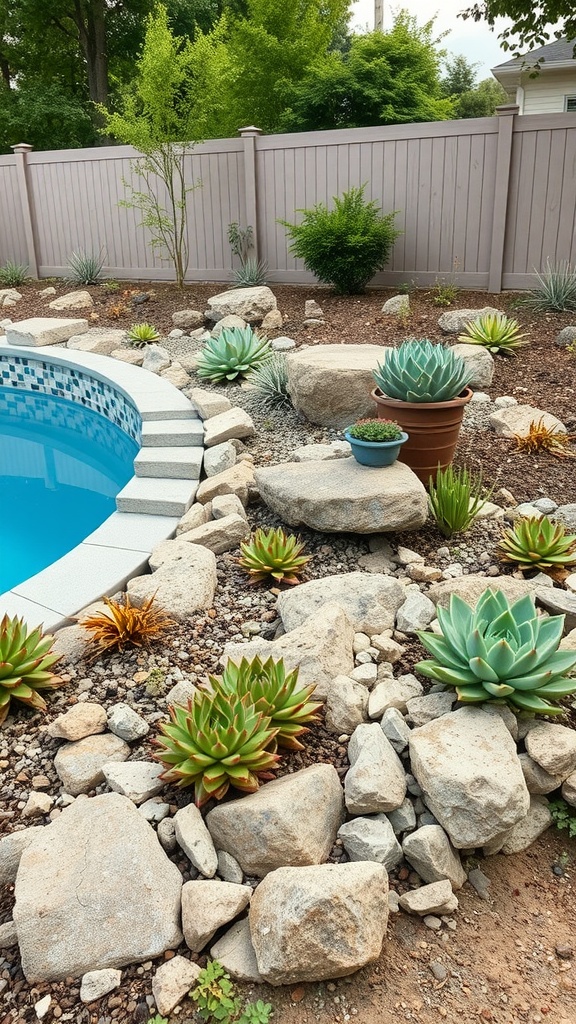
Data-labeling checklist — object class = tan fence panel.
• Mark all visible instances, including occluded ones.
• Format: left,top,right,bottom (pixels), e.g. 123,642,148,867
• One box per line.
0,157,28,267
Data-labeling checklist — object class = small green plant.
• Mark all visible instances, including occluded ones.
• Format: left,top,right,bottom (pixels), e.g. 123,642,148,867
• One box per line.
154,688,279,806
102,279,120,293
458,312,529,356
428,464,491,538
346,418,403,442
191,960,273,1024
239,527,311,585
0,615,64,726
228,222,254,264
549,799,576,839
415,587,576,715
127,322,161,347
519,259,576,312
147,1016,169,1024
280,184,401,295
197,326,272,383
432,281,459,307
0,260,29,286
496,515,576,573
373,339,470,403
233,257,269,287
246,353,291,411
145,666,166,696
210,656,321,751
66,249,104,285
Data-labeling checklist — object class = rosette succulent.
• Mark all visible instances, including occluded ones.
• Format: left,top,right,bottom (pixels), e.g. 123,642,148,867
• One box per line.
239,527,311,585
0,615,63,725
196,326,272,383
496,515,576,573
416,588,576,715
154,689,279,806
210,656,322,750
457,313,528,356
373,339,470,403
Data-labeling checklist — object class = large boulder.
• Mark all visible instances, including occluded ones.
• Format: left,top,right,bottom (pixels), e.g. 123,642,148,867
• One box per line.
206,765,344,877
489,404,566,438
277,573,404,635
438,307,500,334
427,573,539,609
286,344,390,428
13,794,183,981
206,286,277,324
409,708,529,848
255,459,428,534
449,343,494,389
223,602,355,700
249,862,388,984
127,543,217,620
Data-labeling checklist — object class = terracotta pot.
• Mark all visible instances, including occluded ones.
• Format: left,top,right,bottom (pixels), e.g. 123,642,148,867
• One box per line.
370,387,473,485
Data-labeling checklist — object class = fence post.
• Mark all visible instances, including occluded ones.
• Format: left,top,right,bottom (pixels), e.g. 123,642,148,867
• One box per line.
487,105,518,294
10,143,39,279
239,126,262,261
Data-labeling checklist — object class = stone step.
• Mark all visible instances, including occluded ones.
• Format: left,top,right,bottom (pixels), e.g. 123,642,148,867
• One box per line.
134,446,203,480
116,477,198,516
141,419,204,447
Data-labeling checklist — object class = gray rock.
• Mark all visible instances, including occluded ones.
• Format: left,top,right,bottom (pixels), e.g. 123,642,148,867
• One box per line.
398,880,458,916
402,824,467,889
174,804,218,878
152,956,202,1016
206,764,344,877
345,722,407,814
157,817,177,854
396,592,437,633
6,317,89,347
277,573,404,636
480,703,519,741
67,328,127,355
525,722,576,778
0,920,18,948
210,314,249,338
338,815,403,870
499,796,552,854
249,862,389,984
49,289,93,311
128,543,217,620
437,307,500,334
210,919,262,983
554,326,576,348
102,761,164,805
189,387,232,420
368,673,423,717
533,497,558,513
286,343,389,428
325,675,369,734
142,343,171,374
405,692,454,727
203,408,257,447
179,513,250,554
54,733,130,796
107,703,149,742
349,663,378,687
176,502,211,534
371,635,405,663
172,309,204,329
555,502,576,531
47,703,107,741
380,707,412,753
165,679,198,708
21,792,53,818
427,573,539,609
0,827,44,884
13,793,183,981
292,441,352,462
467,867,491,900
203,441,237,477
217,850,244,883
489,404,566,438
271,335,296,351
449,343,494,389
211,492,247,521
80,969,122,1003
387,797,417,835
138,798,170,823
382,294,409,315
536,587,576,631
518,753,563,795
182,880,251,951
207,286,277,324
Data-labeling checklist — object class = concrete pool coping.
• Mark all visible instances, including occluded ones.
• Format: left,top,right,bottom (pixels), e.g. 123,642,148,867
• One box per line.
0,344,203,631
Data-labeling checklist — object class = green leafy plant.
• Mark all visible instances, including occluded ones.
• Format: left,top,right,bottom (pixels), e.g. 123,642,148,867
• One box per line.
549,799,576,839
191,961,273,1024
0,260,28,286
432,281,459,307
458,312,529,356
415,588,576,715
513,418,576,459
127,322,161,347
228,222,254,264
239,527,311,585
233,257,269,287
66,249,104,285
428,464,491,538
280,184,401,295
197,326,272,383
519,259,576,313
154,689,280,806
373,339,470,403
0,615,64,726
210,656,321,751
81,595,173,655
102,279,120,293
147,1016,169,1024
246,353,290,411
346,418,403,442
496,515,576,574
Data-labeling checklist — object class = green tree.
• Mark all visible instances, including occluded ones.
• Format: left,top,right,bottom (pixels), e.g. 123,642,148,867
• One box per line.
0,83,95,154
461,1,576,55
280,14,454,132
441,54,478,96
441,54,508,119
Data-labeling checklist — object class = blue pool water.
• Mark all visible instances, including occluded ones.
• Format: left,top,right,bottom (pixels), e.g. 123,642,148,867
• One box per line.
0,388,139,592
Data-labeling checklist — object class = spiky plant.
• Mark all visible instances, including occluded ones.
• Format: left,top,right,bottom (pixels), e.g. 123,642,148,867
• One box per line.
513,418,576,458
196,326,272,383
246,353,291,411
373,339,470,403
210,656,322,750
428,464,492,538
154,689,280,806
232,257,269,287
0,260,28,286
416,588,576,715
0,615,63,726
81,595,173,655
458,313,529,356
66,249,104,285
127,322,160,347
238,527,311,585
519,259,576,313
496,515,576,573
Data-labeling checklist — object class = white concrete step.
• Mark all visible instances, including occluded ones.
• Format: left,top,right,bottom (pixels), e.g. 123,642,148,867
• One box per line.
141,419,204,447
134,446,203,480
116,477,198,516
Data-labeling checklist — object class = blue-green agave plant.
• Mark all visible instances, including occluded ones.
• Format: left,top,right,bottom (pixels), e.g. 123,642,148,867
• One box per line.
196,326,272,383
415,588,576,715
373,338,471,403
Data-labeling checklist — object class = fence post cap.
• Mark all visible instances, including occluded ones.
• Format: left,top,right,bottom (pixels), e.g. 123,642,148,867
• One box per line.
10,143,34,153
495,104,520,116
238,125,263,137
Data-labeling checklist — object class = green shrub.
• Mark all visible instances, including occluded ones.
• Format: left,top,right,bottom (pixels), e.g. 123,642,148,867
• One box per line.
347,418,403,442
0,260,28,286
549,799,576,839
428,464,491,538
431,281,459,307
519,259,576,312
280,185,401,294
66,249,104,285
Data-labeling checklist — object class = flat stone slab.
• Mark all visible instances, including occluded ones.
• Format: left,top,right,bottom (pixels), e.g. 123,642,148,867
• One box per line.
255,459,427,533
6,318,89,346
286,344,391,428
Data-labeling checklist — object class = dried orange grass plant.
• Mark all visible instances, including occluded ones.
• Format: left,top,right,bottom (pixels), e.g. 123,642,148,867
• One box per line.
81,595,173,656
513,417,576,459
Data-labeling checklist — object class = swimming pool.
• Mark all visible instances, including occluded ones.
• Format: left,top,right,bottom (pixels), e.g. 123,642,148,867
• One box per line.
0,388,139,592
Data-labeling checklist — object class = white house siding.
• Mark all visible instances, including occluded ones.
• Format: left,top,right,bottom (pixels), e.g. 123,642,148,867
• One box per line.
521,71,576,114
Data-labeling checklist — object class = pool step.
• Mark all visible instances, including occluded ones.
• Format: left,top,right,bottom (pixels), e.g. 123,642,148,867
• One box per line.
134,446,203,480
141,419,204,447
116,477,198,516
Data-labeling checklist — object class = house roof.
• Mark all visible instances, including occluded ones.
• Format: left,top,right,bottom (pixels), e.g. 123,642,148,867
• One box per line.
493,38,576,71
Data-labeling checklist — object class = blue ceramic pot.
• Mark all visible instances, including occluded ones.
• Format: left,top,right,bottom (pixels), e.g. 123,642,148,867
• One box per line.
344,430,409,468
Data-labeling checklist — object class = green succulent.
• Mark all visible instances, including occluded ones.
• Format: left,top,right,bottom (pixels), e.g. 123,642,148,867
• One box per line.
416,588,576,715
154,688,279,806
458,313,529,356
238,527,311,585
0,615,63,726
196,326,272,383
210,656,322,751
496,515,576,573
373,339,470,403
346,418,404,442
127,322,160,347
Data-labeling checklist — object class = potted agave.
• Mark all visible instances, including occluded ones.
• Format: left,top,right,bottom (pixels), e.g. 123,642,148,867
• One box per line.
371,339,472,484
344,418,408,467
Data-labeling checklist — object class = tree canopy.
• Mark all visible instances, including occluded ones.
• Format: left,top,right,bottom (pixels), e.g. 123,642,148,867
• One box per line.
461,1,576,54
441,54,508,118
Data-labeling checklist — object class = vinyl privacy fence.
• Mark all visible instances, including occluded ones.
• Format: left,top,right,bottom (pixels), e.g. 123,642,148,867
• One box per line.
2,106,576,292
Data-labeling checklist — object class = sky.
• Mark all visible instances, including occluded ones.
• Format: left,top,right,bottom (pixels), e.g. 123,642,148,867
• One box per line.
349,1,512,79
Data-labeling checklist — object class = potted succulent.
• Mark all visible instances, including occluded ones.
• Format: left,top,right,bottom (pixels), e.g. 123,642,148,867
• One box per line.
371,339,472,484
344,418,408,467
